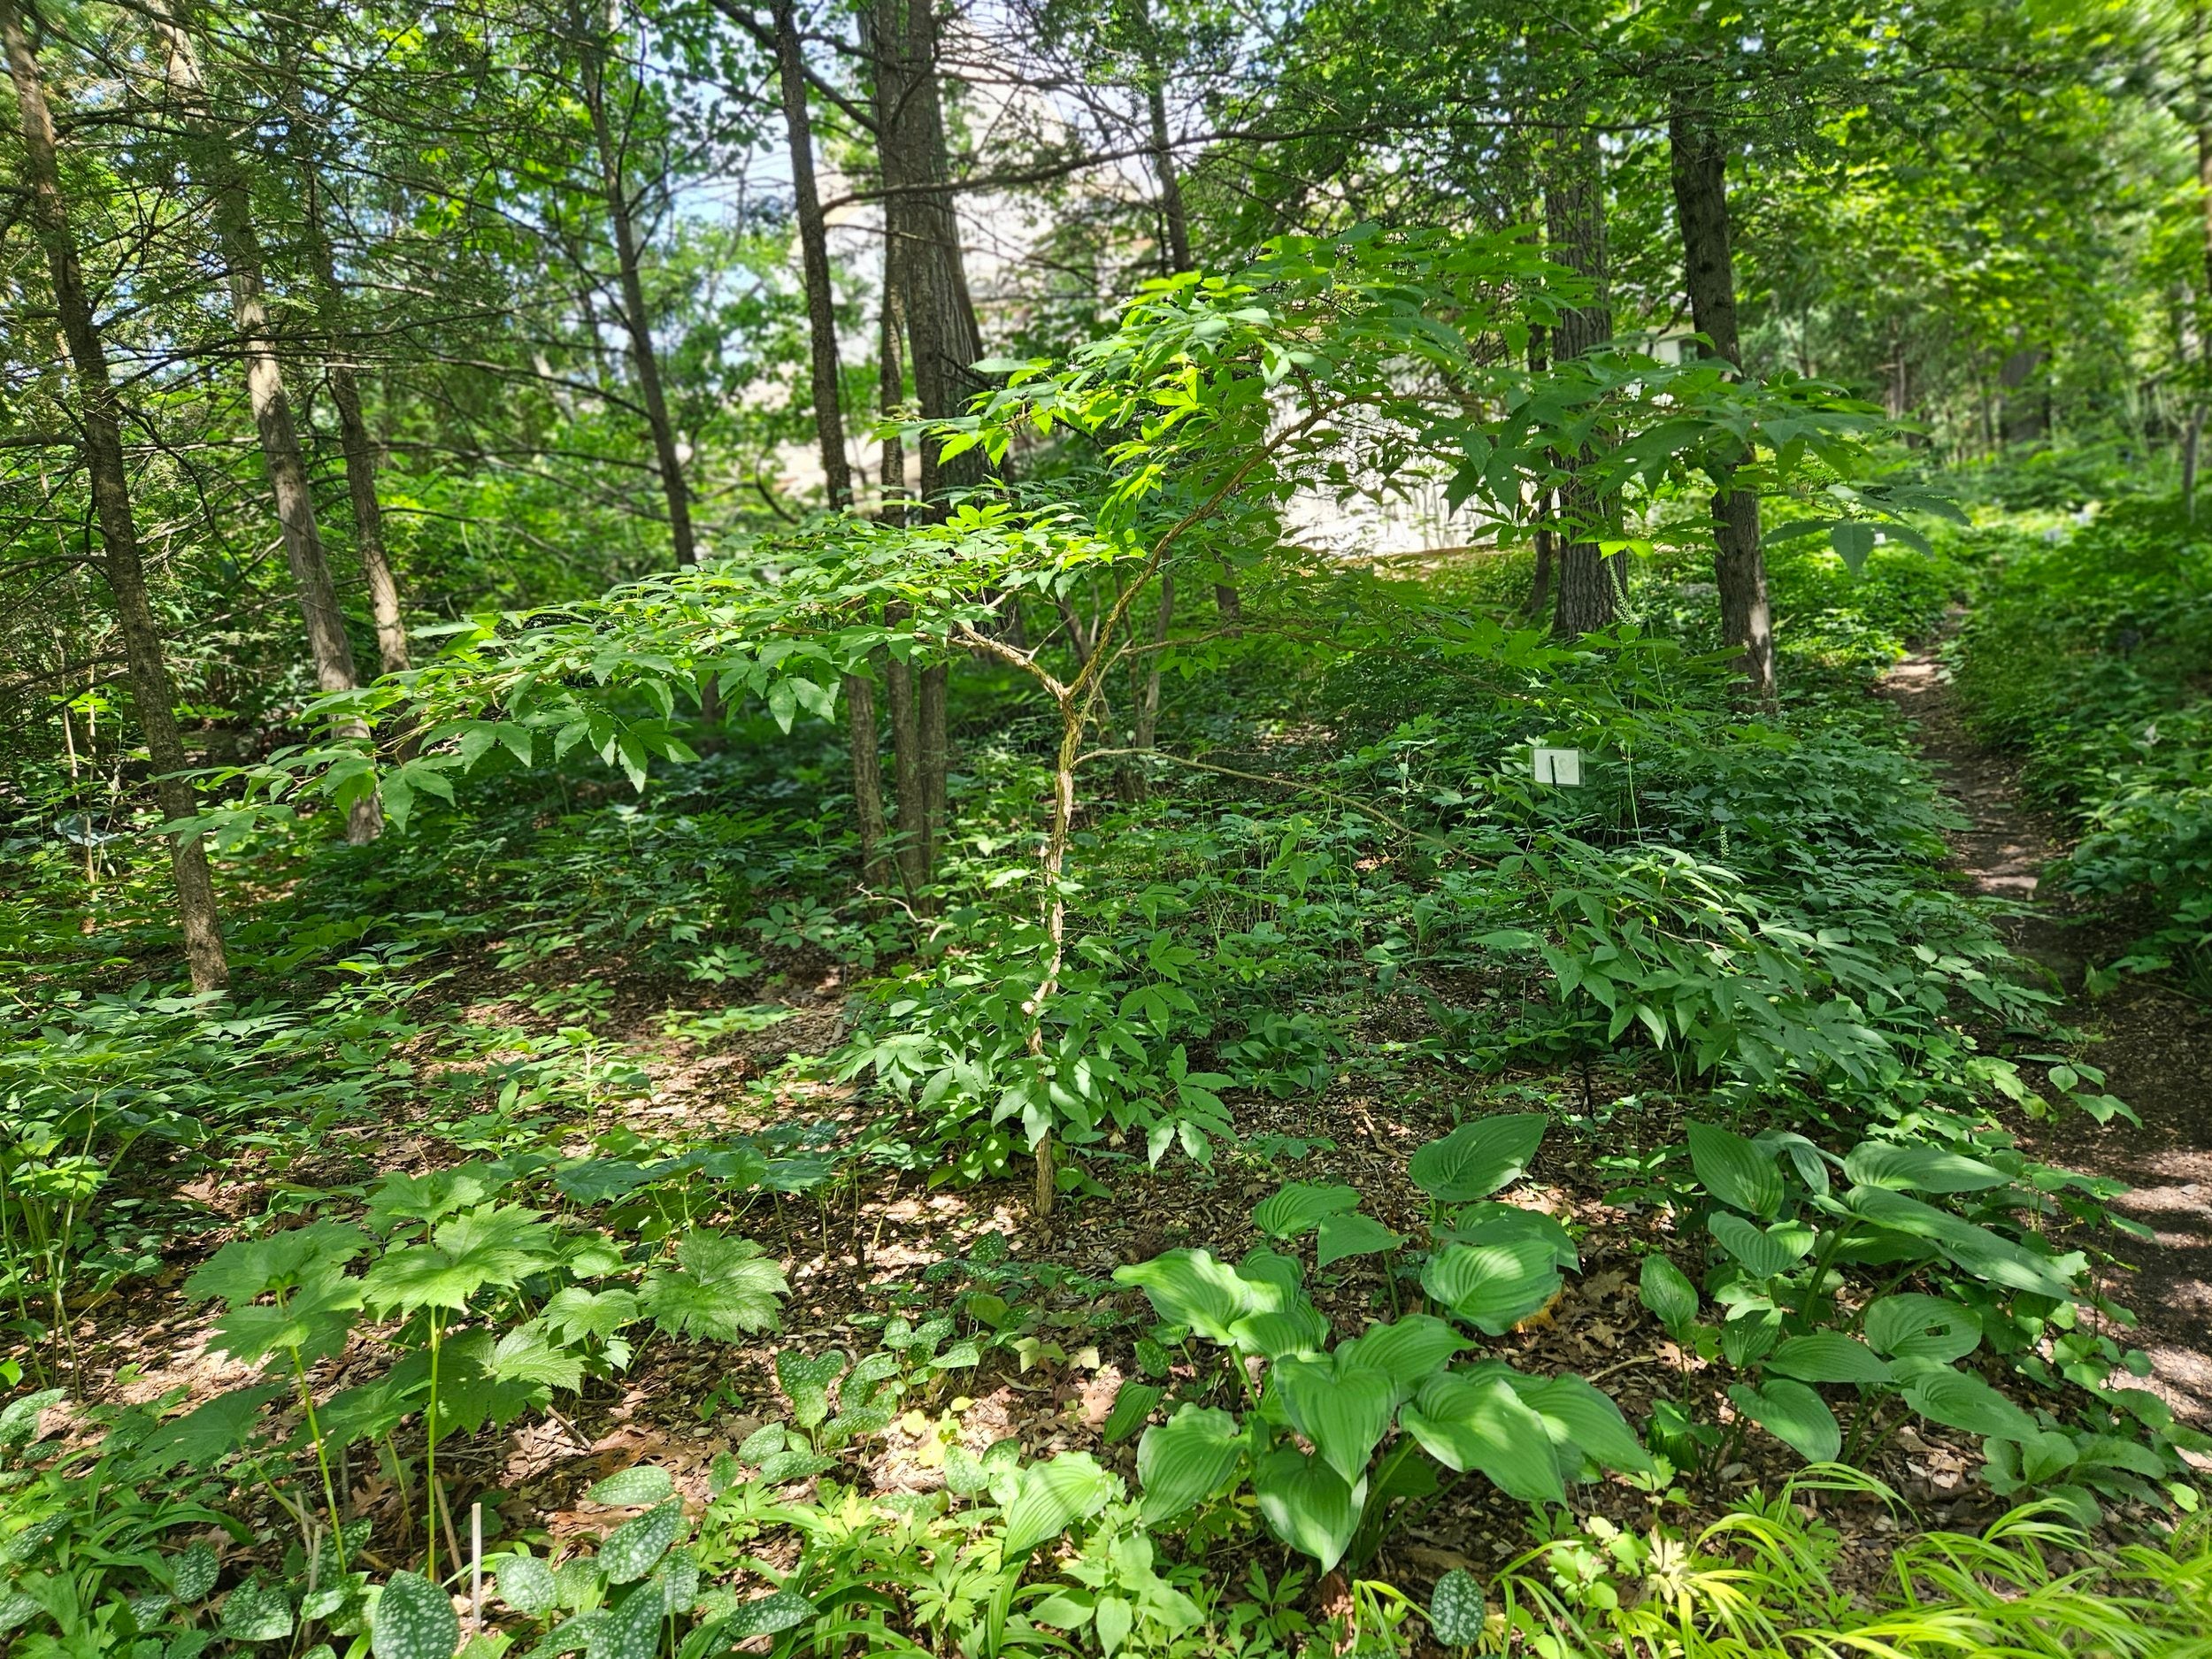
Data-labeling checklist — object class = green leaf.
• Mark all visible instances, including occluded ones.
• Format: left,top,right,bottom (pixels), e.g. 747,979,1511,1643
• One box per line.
1842,1143,2008,1194
1843,1187,2079,1301
1639,1256,1698,1336
1399,1368,1566,1503
372,1572,458,1659
641,1232,787,1342
1442,1202,1578,1271
596,1501,683,1584
775,1349,847,1431
1276,1354,1395,1484
1096,1593,1136,1657
135,1385,285,1473
1408,1114,1548,1202
1336,1315,1466,1405
1727,1380,1840,1464
1253,1182,1361,1239
1766,1333,1893,1386
588,1466,675,1507
1002,1452,1115,1556
220,1578,295,1643
1902,1368,2039,1441
1316,1210,1404,1268
1113,1249,1247,1345
1686,1122,1782,1219
1830,521,1877,572
1420,1238,1562,1335
495,1555,558,1617
1102,1380,1162,1445
1863,1294,1982,1363
718,1590,816,1640
585,1582,664,1659
1135,1405,1245,1524
1708,1212,1816,1280
172,1540,220,1603
1252,1446,1365,1572
1509,1371,1655,1478
1428,1568,1486,1647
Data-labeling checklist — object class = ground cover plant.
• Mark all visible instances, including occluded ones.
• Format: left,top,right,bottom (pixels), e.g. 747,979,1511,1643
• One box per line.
10,0,2212,1653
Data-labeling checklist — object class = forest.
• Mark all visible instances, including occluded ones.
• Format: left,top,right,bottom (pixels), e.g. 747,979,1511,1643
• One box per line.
9,0,2212,1653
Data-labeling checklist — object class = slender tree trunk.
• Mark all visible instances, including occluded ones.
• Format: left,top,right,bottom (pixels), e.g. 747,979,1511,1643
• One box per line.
5,0,228,990
1669,96,1775,703
1543,125,1617,638
884,645,927,897
2190,4,2211,521
160,19,380,842
303,181,407,676
580,22,697,569
772,0,887,879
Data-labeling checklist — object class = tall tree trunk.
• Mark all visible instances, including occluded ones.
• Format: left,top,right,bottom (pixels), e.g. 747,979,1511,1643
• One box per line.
303,179,408,676
160,18,380,842
1669,96,1775,703
580,20,698,568
5,0,229,991
772,0,888,880
871,0,985,502
1543,125,1617,639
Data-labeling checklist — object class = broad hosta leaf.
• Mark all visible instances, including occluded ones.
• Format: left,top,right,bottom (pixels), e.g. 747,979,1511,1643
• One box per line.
1276,1355,1396,1484
1113,1250,1248,1345
1338,1315,1466,1404
1317,1210,1405,1268
1708,1213,1816,1281
588,1465,675,1507
641,1231,787,1342
1420,1238,1562,1335
1864,1294,1981,1363
1252,1446,1365,1572
1428,1569,1486,1647
1508,1371,1655,1477
171,1539,220,1603
219,1578,295,1643
1842,1142,2008,1195
1226,1302,1330,1359
1399,1368,1566,1503
1441,1202,1578,1271
1408,1114,1548,1202
1136,1405,1246,1524
1254,1182,1361,1239
1639,1256,1698,1335
1003,1453,1114,1557
585,1582,666,1659
371,1572,457,1659
1767,1333,1892,1386
597,1501,683,1584
1686,1122,1782,1219
1727,1380,1840,1464
775,1348,848,1430
495,1555,558,1617
1902,1368,2039,1441
1843,1187,2080,1301
719,1589,817,1640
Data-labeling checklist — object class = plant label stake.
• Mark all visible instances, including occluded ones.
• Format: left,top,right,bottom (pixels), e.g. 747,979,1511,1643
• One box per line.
471,1502,483,1632
1532,746,1583,786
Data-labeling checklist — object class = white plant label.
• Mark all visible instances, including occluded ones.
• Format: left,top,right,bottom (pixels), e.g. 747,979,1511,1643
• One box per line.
1532,746,1583,786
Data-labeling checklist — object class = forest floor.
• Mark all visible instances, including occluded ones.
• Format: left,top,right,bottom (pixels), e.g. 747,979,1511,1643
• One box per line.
1881,630,2212,1430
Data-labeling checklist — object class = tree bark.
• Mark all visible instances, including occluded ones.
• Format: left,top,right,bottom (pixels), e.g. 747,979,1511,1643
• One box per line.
772,0,888,880
303,180,408,677
883,645,927,897
160,18,380,842
1543,124,1617,639
1669,96,1776,703
5,0,229,991
580,19,698,568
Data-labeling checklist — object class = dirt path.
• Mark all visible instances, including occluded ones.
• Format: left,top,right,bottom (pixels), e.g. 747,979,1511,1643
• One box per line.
1882,643,2212,1426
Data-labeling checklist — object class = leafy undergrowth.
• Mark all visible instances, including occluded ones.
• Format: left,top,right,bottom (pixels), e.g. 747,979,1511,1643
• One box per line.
4,539,2204,1657
1947,495,2212,991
